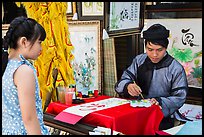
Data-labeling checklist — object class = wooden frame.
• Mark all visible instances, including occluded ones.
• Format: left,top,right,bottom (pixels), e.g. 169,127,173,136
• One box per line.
67,20,102,95
145,2,202,12
104,2,144,37
77,2,104,20
66,2,77,20
145,2,202,19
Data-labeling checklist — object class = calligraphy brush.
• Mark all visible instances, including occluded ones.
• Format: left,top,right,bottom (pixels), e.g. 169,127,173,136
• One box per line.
133,81,144,99
125,70,144,99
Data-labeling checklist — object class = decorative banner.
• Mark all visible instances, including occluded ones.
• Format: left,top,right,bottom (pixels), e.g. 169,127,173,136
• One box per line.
143,19,202,88
54,98,129,124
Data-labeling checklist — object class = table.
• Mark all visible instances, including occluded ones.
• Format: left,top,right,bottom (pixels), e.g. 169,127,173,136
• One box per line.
43,113,96,135
46,95,163,135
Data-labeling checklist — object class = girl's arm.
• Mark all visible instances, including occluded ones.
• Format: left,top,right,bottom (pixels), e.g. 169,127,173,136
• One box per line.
14,64,42,135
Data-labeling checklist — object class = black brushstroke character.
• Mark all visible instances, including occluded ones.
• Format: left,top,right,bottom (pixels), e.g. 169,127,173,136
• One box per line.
181,28,199,47
120,8,129,21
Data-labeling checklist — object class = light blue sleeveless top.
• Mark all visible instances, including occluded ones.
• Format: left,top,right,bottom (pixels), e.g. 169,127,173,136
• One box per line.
2,55,50,135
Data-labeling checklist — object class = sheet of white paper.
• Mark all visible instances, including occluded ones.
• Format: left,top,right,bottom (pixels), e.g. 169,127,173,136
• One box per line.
175,103,202,121
179,104,202,120
63,98,129,117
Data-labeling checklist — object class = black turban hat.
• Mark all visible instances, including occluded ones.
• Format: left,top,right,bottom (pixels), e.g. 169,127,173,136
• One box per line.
143,24,170,48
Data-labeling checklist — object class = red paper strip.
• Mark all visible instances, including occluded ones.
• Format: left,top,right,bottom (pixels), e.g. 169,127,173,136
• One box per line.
54,111,83,125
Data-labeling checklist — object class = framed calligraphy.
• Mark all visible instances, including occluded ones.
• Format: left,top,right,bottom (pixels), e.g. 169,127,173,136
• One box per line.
67,20,102,95
77,2,104,20
104,2,144,37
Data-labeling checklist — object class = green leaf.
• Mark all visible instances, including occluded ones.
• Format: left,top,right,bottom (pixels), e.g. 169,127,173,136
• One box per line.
191,66,202,79
171,48,193,62
193,51,202,58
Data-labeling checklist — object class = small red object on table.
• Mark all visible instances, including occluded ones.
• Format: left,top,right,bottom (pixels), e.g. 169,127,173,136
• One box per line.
94,90,98,97
46,95,163,135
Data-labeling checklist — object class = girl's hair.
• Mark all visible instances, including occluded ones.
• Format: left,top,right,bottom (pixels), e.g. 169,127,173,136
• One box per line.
2,16,46,76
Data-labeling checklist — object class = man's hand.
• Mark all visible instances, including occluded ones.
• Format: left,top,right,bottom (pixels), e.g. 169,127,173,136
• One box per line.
127,83,142,97
149,98,162,109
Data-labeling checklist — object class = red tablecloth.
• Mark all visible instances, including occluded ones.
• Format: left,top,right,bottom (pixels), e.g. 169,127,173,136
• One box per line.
46,95,164,135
